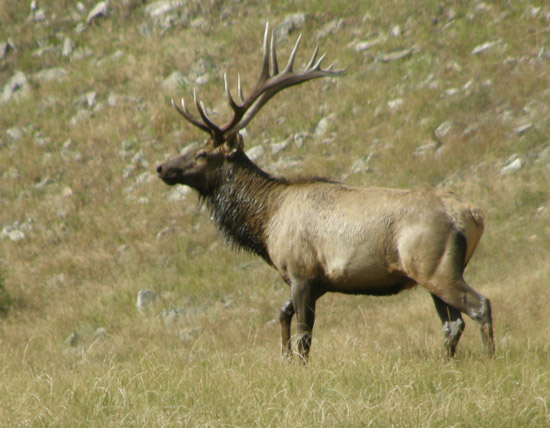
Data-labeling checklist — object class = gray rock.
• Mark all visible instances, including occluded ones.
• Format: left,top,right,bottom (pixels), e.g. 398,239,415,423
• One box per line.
94,327,107,339
71,47,93,61
162,71,188,92
515,122,533,135
353,34,386,52
62,37,75,56
316,19,344,40
33,67,68,82
86,1,109,25
167,185,191,201
1,71,29,104
6,127,23,142
379,48,414,62
137,290,159,312
314,116,333,138
0,39,15,60
472,40,500,55
271,139,290,155
275,13,307,39
500,155,523,175
434,121,454,140
75,91,98,109
350,154,374,174
34,176,51,190
70,109,92,126
145,0,185,18
246,145,265,162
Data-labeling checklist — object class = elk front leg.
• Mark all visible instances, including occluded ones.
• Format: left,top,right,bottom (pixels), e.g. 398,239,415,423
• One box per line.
291,281,318,363
279,299,295,359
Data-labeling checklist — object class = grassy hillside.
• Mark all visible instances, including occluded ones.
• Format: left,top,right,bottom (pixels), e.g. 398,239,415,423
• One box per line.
1,0,549,426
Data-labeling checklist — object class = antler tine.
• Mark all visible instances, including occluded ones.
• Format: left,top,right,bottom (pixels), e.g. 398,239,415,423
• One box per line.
172,98,212,134
282,33,302,74
237,74,244,104
224,73,240,113
193,90,224,142
259,22,271,82
270,30,279,76
305,44,319,70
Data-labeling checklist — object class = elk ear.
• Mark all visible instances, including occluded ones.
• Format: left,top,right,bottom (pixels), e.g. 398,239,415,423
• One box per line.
221,132,244,157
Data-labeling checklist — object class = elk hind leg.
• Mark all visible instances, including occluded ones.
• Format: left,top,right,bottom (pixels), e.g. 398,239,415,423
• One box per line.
432,280,494,357
431,293,464,357
279,299,295,359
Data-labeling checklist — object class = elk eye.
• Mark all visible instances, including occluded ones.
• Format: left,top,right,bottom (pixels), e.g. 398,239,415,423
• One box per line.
196,151,208,160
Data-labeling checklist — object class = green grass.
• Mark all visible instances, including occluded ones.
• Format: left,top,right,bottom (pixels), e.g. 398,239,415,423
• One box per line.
1,0,550,426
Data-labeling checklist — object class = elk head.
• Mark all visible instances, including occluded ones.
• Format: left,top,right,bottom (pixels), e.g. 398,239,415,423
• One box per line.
156,22,343,194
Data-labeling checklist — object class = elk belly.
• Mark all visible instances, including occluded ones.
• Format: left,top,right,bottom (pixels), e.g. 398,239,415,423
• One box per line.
322,245,415,296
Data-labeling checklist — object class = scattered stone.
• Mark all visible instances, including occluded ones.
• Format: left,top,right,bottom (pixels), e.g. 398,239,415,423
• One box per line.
472,40,500,55
62,37,75,56
0,39,15,60
1,219,33,242
314,116,333,138
353,34,386,52
137,290,159,312
414,141,441,157
500,155,523,175
162,71,188,92
1,71,29,104
156,227,170,239
246,145,265,162
34,176,51,190
167,185,191,201
515,121,533,135
33,67,68,82
135,171,153,186
71,47,93,61
391,25,401,37
316,19,344,40
86,1,109,26
293,132,313,148
378,48,414,62
6,127,23,142
434,121,454,141
75,91,98,109
70,109,92,126
275,13,307,39
145,0,185,18
387,98,403,109
94,327,107,339
350,154,374,174
95,50,124,68
271,139,290,155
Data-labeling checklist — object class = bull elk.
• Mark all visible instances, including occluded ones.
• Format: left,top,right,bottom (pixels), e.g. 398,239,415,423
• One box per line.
157,23,495,361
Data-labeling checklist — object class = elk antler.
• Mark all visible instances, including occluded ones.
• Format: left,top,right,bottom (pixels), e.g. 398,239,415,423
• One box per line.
172,22,344,146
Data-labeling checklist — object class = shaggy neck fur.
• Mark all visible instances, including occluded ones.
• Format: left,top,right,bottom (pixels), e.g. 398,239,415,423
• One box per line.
200,150,286,263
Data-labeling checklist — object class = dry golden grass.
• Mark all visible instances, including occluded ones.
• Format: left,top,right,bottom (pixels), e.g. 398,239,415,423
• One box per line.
1,0,550,426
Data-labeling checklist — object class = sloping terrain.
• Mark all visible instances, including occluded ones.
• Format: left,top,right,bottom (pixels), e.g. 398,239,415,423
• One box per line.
1,1,549,426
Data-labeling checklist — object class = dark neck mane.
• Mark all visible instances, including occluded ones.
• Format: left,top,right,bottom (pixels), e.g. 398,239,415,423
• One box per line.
200,151,286,263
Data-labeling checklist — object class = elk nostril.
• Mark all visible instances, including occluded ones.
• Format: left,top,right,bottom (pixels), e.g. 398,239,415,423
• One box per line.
156,165,163,174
